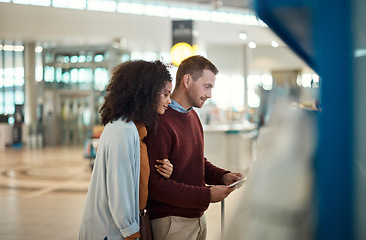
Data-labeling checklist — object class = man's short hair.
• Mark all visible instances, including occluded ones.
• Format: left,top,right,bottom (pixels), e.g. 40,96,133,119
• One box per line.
176,55,218,86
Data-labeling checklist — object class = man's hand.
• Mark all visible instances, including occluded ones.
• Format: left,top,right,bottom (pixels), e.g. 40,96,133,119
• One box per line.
223,172,244,186
209,185,235,203
155,159,173,178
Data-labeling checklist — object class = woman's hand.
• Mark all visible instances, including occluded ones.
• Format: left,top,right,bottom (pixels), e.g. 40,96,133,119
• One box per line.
155,159,173,178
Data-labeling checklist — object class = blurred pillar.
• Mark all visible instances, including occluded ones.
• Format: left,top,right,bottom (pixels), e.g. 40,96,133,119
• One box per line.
24,42,37,125
243,44,250,117
24,42,37,146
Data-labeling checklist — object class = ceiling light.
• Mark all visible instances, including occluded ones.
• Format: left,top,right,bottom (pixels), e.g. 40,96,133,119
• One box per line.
14,45,24,52
35,46,43,53
3,45,14,51
239,32,247,40
271,40,279,47
248,41,256,48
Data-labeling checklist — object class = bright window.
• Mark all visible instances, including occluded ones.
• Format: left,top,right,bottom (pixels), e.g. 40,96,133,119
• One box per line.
87,0,116,12
53,0,86,9
14,90,24,105
94,68,108,91
4,91,14,114
44,66,54,82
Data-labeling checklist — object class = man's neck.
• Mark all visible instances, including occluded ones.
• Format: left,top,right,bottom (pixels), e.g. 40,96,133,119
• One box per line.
171,90,192,110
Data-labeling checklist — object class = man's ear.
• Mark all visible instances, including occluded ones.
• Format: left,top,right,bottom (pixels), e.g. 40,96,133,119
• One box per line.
183,74,191,89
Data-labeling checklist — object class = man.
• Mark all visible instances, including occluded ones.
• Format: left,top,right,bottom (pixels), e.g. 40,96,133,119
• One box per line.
145,55,243,240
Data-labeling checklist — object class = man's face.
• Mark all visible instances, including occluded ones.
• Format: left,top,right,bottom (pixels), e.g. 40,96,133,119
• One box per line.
187,69,216,108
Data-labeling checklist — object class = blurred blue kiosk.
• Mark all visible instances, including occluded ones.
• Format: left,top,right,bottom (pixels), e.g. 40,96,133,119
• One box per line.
255,0,365,240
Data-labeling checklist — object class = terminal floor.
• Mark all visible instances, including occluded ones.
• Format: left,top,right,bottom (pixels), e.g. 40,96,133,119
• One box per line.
0,145,247,240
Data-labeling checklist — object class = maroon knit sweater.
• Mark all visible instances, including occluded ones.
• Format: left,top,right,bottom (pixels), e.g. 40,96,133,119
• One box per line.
145,106,229,220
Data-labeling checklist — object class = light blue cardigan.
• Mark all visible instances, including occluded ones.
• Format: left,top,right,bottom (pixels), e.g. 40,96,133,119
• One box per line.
79,119,140,240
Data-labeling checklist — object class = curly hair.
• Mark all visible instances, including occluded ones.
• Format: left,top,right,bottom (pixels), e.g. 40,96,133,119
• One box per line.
100,60,172,128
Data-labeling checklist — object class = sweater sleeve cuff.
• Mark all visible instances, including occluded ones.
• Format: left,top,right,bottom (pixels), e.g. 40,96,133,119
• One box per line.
199,186,211,208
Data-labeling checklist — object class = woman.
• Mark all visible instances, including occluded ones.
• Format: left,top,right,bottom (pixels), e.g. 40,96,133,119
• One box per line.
79,60,173,240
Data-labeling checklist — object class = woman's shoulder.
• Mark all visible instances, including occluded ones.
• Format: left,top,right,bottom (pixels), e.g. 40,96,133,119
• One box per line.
102,119,138,140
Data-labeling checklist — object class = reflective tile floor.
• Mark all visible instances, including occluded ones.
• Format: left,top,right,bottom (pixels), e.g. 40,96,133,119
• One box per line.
0,145,246,240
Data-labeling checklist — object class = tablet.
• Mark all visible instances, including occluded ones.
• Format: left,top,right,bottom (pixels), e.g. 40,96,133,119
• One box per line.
228,177,247,188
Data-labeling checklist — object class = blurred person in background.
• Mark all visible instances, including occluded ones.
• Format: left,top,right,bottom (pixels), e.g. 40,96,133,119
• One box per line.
79,60,174,240
145,55,244,240
224,99,316,240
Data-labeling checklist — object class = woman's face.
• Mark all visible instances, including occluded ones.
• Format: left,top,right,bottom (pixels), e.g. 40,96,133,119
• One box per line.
157,81,172,115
